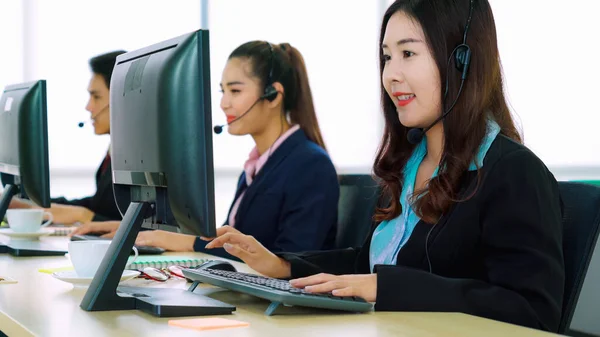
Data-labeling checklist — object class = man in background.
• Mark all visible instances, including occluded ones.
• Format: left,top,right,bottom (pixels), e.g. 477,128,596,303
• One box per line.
8,50,127,224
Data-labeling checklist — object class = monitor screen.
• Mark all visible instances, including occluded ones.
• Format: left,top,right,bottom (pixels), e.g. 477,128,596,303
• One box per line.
109,29,216,237
0,80,50,219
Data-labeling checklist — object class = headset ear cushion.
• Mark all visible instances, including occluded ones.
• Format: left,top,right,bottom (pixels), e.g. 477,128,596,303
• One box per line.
262,85,278,102
455,45,472,80
454,45,468,71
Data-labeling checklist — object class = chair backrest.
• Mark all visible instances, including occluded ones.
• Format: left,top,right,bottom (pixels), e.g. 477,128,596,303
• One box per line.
558,181,600,333
567,227,600,336
335,174,381,249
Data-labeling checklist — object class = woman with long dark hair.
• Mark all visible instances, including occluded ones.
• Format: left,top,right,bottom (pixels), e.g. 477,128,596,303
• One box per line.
205,0,564,332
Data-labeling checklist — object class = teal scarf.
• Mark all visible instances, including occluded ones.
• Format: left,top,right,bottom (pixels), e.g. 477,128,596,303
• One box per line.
369,119,501,272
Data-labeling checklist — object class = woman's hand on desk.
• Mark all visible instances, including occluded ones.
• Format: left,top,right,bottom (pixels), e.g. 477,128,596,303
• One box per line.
7,198,94,225
135,230,195,251
290,273,377,302
46,204,94,225
8,197,34,209
69,223,196,251
70,221,119,238
203,226,292,279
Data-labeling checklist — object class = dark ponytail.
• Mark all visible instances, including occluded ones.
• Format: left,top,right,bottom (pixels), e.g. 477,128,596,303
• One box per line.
229,41,327,151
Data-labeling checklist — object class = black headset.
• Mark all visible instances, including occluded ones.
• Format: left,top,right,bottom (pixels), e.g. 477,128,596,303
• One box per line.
424,0,476,273
406,0,475,144
453,0,474,80
262,42,279,102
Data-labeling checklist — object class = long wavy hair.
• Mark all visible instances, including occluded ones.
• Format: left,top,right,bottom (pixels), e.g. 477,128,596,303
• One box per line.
374,0,521,224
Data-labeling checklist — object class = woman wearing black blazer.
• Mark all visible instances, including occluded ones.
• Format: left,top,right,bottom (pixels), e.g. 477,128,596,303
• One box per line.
205,0,565,333
72,42,339,255
8,51,125,224
49,152,118,222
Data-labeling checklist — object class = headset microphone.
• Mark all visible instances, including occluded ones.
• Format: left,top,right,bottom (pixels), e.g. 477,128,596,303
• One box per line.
406,98,460,144
213,98,261,135
213,86,278,135
78,104,109,128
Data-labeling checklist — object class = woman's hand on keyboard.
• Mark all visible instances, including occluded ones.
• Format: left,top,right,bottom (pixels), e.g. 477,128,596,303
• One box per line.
203,226,291,279
289,273,377,302
199,225,242,241
69,221,120,238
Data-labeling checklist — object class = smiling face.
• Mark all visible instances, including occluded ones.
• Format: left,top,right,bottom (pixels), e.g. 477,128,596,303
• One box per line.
381,11,442,129
219,57,276,136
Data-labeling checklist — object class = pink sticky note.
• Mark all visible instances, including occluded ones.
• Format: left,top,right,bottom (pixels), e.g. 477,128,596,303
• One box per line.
168,317,250,331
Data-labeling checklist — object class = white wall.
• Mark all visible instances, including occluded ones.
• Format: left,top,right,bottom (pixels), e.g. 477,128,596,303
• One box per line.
489,0,600,168
0,1,24,93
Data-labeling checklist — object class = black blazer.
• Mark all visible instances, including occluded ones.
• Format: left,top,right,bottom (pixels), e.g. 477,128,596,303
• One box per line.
51,154,121,222
279,135,565,332
194,129,339,257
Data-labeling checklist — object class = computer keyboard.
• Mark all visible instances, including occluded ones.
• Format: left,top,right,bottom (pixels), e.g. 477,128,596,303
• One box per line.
182,267,374,315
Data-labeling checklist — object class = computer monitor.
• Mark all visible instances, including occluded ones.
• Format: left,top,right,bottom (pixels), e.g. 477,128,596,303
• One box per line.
0,80,50,221
80,29,232,316
108,28,216,237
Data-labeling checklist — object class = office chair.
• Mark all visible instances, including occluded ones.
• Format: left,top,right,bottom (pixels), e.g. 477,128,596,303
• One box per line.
558,181,600,334
335,174,381,249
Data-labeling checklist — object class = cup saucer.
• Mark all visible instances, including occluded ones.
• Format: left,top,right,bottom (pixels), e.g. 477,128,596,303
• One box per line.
0,228,53,240
51,270,141,288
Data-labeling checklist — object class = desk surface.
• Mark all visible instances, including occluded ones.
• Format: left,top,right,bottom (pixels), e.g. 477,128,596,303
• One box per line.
0,237,561,337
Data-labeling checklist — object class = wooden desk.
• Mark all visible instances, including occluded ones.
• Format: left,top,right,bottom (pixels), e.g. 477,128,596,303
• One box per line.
0,238,561,337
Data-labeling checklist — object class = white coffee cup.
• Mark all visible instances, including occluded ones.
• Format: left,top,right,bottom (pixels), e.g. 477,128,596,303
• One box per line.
68,240,139,278
6,209,53,233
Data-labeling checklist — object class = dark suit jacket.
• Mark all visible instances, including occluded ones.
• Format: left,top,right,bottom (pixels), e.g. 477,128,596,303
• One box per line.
51,154,121,222
195,129,339,258
278,135,565,332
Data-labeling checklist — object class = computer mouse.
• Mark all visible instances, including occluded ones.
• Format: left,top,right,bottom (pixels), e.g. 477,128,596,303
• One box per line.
198,260,237,272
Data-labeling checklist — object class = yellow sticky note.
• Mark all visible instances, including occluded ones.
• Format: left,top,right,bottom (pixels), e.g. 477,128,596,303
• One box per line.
38,266,74,274
168,317,250,331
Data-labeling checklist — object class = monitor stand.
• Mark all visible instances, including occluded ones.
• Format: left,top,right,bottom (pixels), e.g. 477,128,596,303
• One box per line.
0,184,18,222
0,236,68,257
79,201,235,317
0,184,67,257
6,241,67,256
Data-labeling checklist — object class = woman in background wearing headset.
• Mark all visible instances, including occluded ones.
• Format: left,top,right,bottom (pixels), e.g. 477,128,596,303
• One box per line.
203,0,565,332
72,41,340,257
